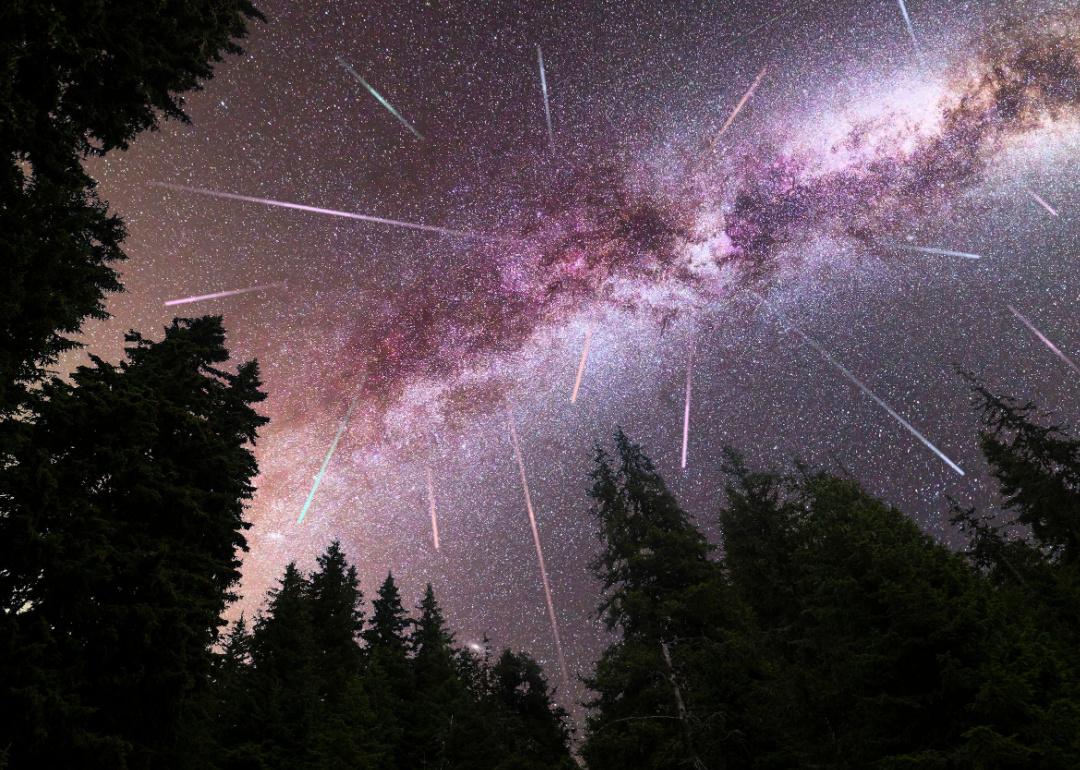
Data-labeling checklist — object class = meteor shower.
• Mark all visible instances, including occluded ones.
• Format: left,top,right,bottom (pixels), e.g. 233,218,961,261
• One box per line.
3,2,1080,768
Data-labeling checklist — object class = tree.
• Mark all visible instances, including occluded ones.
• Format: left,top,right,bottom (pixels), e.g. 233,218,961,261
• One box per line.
363,573,412,768
0,316,267,769
489,650,576,770
405,584,465,768
0,0,262,413
307,542,378,770
246,564,318,770
581,430,748,770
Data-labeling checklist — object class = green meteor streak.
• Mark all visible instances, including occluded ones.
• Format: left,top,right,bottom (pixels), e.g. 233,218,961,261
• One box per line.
337,57,424,140
297,395,360,524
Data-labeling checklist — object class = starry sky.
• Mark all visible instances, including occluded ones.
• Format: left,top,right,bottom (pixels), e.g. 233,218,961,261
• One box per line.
83,0,1080,708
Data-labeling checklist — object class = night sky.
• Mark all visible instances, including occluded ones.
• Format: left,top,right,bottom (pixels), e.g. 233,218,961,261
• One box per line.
83,0,1080,707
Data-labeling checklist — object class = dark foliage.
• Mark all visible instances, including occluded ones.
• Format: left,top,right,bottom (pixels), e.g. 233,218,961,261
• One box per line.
582,389,1080,769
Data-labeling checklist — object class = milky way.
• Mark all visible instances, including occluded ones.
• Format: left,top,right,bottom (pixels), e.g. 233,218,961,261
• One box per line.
86,0,1080,709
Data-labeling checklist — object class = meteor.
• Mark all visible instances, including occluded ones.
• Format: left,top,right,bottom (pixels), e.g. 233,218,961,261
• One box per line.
570,328,593,404
537,45,555,150
896,0,921,58
681,346,693,470
1027,189,1060,218
298,395,361,524
164,282,284,307
426,465,441,550
1008,305,1080,376
151,182,479,238
885,243,984,260
336,57,423,140
716,65,768,138
508,409,569,686
758,297,965,476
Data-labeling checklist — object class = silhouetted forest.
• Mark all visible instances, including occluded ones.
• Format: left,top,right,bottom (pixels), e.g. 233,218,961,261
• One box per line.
3,2,1080,769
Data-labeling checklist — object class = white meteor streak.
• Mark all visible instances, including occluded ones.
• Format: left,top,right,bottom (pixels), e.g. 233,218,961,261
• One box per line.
759,298,965,476
886,243,984,260
508,409,569,686
151,182,479,238
896,0,921,58
298,395,361,524
716,65,768,138
1027,189,1060,218
337,57,424,140
1009,305,1080,376
537,45,555,150
164,282,284,307
681,347,693,470
426,465,441,550
570,328,593,404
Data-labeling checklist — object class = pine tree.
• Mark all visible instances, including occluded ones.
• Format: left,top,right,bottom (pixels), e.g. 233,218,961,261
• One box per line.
363,573,412,768
307,541,378,770
489,650,576,770
0,0,262,414
581,430,743,770
0,317,267,768
406,584,465,768
948,383,1080,766
247,564,319,770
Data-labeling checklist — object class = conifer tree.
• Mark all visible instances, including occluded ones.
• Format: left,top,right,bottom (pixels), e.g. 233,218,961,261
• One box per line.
307,541,378,769
247,563,318,770
406,584,465,768
0,317,267,769
582,430,739,770
363,573,412,767
0,0,262,414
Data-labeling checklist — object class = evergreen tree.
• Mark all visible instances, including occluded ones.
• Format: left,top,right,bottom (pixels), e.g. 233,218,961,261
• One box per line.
489,650,576,770
948,383,1080,766
0,317,267,769
0,0,262,413
363,573,412,768
406,584,465,768
247,564,318,770
307,542,378,770
581,430,750,770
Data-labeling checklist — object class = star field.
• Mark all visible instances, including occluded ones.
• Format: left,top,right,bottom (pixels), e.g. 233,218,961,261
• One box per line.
84,0,1080,707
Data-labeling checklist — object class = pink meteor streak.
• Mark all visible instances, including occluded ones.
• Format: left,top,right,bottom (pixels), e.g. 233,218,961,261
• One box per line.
1009,305,1080,376
163,282,284,307
151,182,480,238
716,65,768,138
507,409,569,687
1026,189,1060,218
681,347,693,470
756,295,965,476
426,465,441,550
570,328,593,404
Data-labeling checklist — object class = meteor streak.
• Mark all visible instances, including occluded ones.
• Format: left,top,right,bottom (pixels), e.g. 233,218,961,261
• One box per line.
164,282,284,307
507,409,569,686
759,297,965,476
716,65,768,139
426,465,441,550
1008,305,1080,376
536,45,555,150
1027,189,1060,218
151,182,480,238
337,57,424,140
298,395,361,524
681,346,693,470
570,328,593,404
896,0,921,58
885,243,984,260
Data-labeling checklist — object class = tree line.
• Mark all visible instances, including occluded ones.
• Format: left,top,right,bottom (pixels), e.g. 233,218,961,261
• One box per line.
580,388,1080,769
4,1,1080,768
